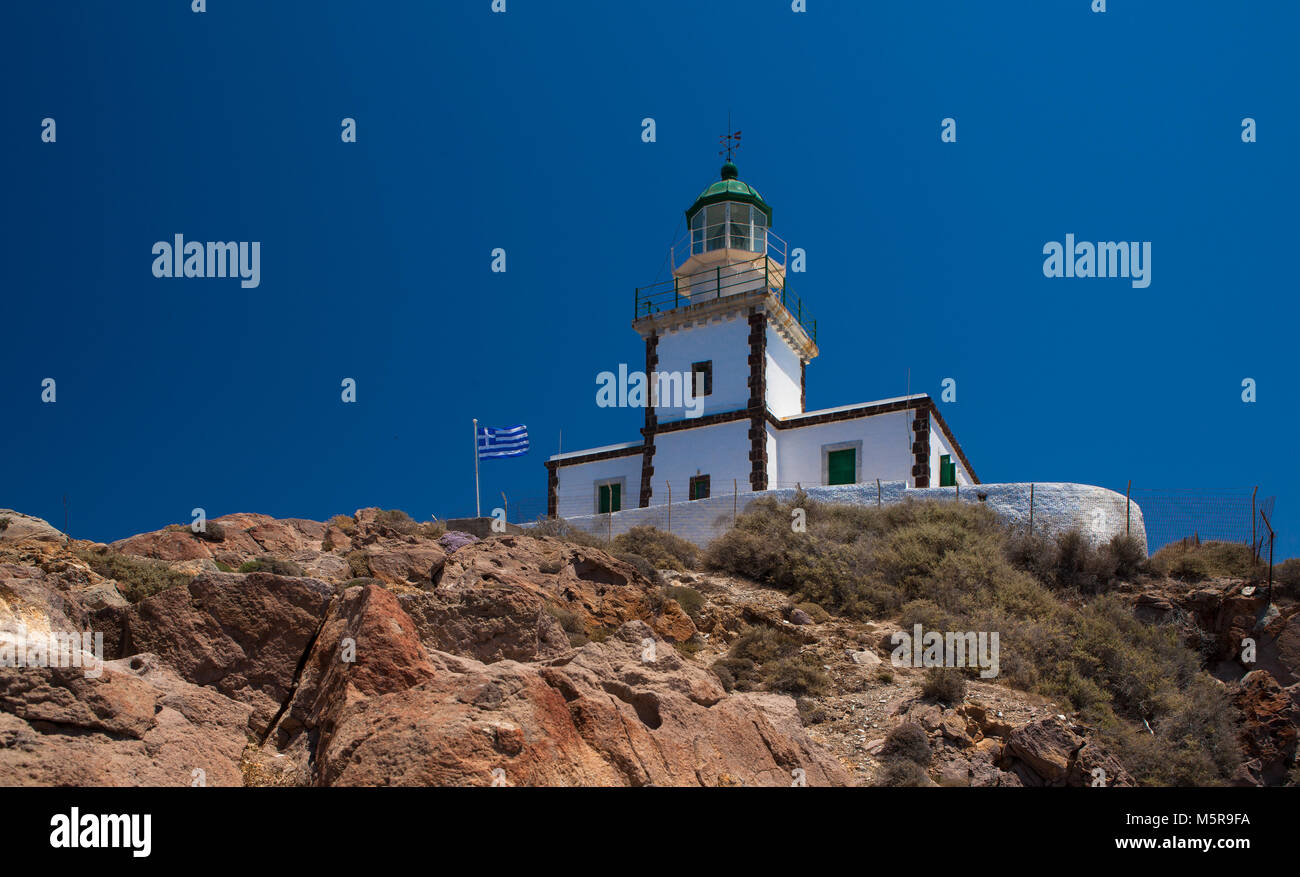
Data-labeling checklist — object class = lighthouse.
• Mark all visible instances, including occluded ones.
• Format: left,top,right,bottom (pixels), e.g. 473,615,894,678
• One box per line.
546,157,976,519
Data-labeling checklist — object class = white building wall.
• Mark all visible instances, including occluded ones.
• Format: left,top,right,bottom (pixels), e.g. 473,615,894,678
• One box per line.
765,423,779,486
774,412,914,488
649,419,751,500
929,425,973,486
553,452,643,518
652,314,749,422
765,325,803,418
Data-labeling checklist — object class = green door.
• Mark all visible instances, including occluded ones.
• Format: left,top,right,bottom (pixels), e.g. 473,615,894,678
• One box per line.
939,454,956,487
598,483,621,514
827,448,855,485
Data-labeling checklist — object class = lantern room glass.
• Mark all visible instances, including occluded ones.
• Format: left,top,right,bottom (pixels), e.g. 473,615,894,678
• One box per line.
689,201,767,256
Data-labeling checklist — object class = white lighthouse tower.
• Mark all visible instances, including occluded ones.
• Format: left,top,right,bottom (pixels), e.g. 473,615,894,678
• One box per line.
546,154,976,519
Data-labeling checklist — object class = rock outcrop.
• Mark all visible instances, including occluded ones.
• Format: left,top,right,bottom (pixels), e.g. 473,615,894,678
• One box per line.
0,515,844,786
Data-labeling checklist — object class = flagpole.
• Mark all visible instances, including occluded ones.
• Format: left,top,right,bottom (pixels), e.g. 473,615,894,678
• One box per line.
473,418,481,518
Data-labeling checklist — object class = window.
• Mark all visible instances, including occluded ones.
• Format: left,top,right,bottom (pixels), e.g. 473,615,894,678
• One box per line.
597,482,622,514
690,360,713,397
690,210,704,255
689,474,711,500
705,204,727,251
827,448,856,486
728,203,752,250
939,454,957,487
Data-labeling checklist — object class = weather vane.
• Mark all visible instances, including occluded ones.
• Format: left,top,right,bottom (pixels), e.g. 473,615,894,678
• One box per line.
719,115,742,161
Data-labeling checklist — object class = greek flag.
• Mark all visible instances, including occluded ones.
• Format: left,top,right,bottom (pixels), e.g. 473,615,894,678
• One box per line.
477,423,529,459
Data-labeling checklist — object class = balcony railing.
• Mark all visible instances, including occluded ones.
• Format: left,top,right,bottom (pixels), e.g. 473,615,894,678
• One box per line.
633,255,817,346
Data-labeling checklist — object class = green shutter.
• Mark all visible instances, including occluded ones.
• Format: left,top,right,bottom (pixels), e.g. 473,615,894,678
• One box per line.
827,448,855,485
939,454,956,487
599,484,622,513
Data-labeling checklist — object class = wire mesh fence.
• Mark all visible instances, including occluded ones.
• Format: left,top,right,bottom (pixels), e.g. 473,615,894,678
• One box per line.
477,482,1277,565
1132,486,1275,558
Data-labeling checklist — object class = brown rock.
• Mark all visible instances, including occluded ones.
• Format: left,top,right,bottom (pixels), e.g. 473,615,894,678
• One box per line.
0,654,251,786
297,616,848,787
1231,669,1299,785
1007,717,1082,784
92,571,335,736
398,587,570,664
365,544,446,586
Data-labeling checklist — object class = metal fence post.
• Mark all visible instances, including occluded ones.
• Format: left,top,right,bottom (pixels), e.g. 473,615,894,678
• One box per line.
1029,483,1035,536
666,483,671,533
1251,485,1258,562
877,478,882,507
733,478,738,527
1126,480,1131,537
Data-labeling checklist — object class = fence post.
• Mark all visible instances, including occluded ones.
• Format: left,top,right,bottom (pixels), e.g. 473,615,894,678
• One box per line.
1126,480,1131,537
733,478,738,527
1251,485,1258,562
666,483,671,533
607,507,612,545
955,482,959,503
877,478,882,508
1029,484,1035,536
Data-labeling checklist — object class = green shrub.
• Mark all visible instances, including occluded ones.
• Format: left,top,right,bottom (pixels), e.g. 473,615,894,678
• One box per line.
1150,539,1258,581
882,722,932,766
794,602,830,622
611,525,698,571
661,585,706,622
1169,554,1209,583
214,560,234,573
329,514,357,535
704,496,1248,786
0,516,10,533
875,758,930,787
712,628,811,696
374,509,418,535
345,550,371,578
921,668,967,705
544,603,588,646
237,557,304,577
616,552,661,584
1274,558,1300,599
73,548,192,603
1007,530,1147,593
764,655,831,696
529,516,605,548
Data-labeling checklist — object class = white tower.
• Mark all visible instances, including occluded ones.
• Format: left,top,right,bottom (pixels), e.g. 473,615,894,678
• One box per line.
631,159,818,503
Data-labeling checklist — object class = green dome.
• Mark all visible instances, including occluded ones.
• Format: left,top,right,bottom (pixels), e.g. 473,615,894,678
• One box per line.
685,162,772,224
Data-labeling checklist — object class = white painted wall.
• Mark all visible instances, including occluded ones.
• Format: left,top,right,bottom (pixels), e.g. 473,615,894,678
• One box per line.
929,424,973,486
765,423,779,487
653,314,749,422
765,324,803,418
774,411,914,488
649,419,751,501
553,453,644,518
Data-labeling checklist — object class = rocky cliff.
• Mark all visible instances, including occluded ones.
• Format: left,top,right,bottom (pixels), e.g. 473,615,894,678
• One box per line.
0,508,1295,786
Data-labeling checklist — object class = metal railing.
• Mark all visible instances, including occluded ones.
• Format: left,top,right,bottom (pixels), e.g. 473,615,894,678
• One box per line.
633,254,817,344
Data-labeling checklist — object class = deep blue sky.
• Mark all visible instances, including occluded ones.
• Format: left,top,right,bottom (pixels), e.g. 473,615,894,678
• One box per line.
2,2,1295,557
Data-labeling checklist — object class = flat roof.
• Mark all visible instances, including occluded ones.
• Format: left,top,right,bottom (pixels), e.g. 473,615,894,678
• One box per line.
548,440,643,462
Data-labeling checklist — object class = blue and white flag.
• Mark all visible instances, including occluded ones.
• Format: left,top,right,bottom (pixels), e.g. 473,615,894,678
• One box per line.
477,423,529,459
